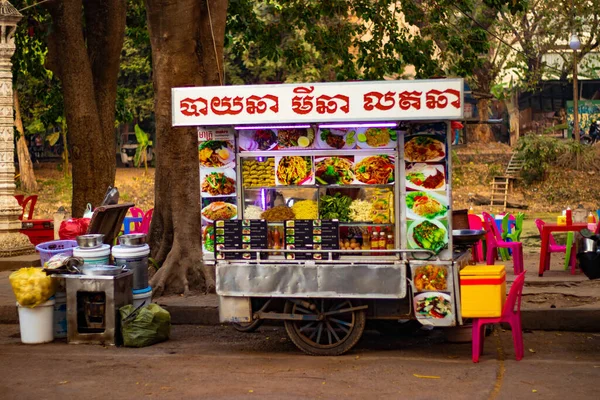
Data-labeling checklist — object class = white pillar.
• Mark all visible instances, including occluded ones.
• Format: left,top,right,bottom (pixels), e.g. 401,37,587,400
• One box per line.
0,1,34,255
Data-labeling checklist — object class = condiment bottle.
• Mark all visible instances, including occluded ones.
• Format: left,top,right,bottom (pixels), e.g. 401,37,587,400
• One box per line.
378,229,387,255
468,206,474,215
588,212,597,232
566,207,573,225
272,227,281,254
362,229,371,256
371,231,379,253
386,233,394,256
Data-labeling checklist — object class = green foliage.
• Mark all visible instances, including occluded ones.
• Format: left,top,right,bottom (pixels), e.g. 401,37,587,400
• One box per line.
133,124,152,173
116,0,153,124
516,135,561,184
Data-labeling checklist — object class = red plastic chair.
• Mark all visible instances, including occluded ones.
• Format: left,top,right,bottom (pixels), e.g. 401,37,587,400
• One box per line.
131,208,153,235
19,195,38,220
129,206,144,232
472,271,526,363
468,214,484,262
535,219,576,272
482,212,524,274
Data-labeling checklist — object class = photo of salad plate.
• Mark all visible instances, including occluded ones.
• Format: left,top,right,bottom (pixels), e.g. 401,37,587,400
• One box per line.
413,292,453,322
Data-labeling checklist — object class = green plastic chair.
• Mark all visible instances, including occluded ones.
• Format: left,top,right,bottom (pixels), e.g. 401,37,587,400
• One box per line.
500,213,525,261
564,231,575,271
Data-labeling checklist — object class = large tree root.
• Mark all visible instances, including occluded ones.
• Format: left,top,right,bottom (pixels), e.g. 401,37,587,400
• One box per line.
150,241,206,297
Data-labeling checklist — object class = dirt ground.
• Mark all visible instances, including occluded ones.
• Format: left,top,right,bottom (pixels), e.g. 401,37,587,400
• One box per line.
0,324,598,400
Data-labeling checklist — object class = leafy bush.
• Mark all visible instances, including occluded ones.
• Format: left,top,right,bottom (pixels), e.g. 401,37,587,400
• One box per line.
516,135,600,184
516,135,561,184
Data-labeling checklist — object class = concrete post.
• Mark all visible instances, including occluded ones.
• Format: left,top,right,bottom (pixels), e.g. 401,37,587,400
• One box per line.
0,1,34,256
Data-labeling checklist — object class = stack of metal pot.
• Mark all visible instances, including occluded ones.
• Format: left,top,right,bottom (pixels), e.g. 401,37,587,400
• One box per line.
577,229,600,280
112,234,150,290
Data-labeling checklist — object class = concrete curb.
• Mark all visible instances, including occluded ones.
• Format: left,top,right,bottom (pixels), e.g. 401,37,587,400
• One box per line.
2,304,599,332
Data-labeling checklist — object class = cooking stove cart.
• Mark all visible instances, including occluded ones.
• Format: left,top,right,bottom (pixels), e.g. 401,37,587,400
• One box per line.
173,79,468,355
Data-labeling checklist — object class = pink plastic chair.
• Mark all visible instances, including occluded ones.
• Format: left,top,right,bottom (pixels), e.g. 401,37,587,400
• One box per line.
472,271,526,363
468,214,484,262
482,212,524,274
131,208,153,235
535,219,576,272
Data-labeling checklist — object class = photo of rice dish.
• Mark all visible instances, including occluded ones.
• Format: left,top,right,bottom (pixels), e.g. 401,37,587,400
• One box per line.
404,136,445,162
406,191,448,220
414,265,448,292
277,128,314,148
201,202,237,223
276,156,313,185
198,140,234,167
354,155,394,184
406,163,446,191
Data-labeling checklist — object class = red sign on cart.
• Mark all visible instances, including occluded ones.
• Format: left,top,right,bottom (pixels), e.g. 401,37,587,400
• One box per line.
172,80,464,126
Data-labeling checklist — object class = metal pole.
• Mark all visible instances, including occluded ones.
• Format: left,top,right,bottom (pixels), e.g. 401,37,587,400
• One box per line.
573,50,580,143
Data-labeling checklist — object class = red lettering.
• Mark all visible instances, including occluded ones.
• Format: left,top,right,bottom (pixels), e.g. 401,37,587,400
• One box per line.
292,86,315,115
398,91,422,110
180,97,208,117
316,94,350,114
246,94,279,114
425,88,461,109
363,91,396,111
210,96,244,115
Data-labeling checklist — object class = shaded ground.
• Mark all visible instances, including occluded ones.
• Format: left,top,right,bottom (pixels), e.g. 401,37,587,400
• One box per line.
0,324,598,400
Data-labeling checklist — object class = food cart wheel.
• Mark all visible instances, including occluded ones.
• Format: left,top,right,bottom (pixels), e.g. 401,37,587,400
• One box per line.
284,298,366,356
232,319,264,333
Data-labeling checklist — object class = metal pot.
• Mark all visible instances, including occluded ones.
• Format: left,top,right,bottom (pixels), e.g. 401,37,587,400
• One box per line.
77,265,128,276
452,229,486,247
76,234,105,248
118,234,147,247
580,238,598,253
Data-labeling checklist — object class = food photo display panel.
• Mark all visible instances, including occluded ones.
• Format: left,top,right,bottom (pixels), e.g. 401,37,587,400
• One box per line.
410,263,457,327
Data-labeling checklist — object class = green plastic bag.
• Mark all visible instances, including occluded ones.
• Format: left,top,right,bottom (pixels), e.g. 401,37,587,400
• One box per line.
119,303,171,347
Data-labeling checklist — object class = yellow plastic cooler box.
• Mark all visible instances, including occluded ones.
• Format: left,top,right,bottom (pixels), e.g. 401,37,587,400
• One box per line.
460,265,506,318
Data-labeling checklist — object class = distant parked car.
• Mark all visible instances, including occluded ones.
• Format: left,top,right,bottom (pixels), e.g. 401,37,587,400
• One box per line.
119,132,153,167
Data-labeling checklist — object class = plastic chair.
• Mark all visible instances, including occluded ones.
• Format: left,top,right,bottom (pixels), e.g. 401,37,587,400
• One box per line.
123,207,144,234
472,270,526,363
468,214,484,262
534,218,576,272
19,195,38,220
482,212,524,274
131,208,153,235
499,213,516,261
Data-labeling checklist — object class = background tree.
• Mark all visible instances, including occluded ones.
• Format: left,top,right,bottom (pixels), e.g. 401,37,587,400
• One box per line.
41,0,126,216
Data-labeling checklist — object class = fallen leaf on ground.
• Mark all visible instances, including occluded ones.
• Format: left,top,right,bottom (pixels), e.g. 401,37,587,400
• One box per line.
58,381,69,385
249,390,254,393
413,374,440,379
532,389,538,393
528,348,536,353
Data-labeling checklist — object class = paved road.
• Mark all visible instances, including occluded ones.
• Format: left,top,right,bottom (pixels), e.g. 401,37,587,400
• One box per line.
0,324,598,400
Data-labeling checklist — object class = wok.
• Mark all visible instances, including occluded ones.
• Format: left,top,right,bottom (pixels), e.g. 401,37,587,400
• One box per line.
452,229,486,247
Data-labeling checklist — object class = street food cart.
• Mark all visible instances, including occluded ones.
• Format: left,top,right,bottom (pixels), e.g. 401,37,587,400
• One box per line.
172,79,470,355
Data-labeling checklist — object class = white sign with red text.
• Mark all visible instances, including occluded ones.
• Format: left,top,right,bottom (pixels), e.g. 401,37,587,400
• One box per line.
173,79,464,127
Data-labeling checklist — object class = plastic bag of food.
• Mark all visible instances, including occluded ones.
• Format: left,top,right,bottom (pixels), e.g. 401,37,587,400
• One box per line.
9,267,56,308
119,303,171,347
58,218,91,240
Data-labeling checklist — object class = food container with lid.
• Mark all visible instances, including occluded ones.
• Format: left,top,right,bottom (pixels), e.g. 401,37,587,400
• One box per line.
460,265,506,318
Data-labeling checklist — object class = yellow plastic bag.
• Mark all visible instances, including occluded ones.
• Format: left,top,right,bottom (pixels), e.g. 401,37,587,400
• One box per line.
9,267,56,308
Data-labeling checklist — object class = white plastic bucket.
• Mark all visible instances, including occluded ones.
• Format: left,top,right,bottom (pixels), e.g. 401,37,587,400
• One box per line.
73,244,111,265
132,286,152,308
112,244,150,290
53,291,67,339
17,299,55,344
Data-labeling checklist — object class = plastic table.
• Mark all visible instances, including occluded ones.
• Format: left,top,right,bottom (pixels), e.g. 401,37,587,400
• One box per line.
538,222,586,276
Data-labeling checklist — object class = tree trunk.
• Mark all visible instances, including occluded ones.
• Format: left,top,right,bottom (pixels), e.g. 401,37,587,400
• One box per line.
44,0,126,216
13,90,37,193
145,0,228,295
468,98,495,143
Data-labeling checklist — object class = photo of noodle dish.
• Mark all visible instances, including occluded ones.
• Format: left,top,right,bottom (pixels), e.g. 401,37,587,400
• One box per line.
238,129,277,151
354,155,395,184
201,201,237,223
414,292,453,320
406,191,448,220
407,218,448,254
355,127,397,149
406,163,446,191
200,169,236,197
315,156,354,185
198,140,235,167
275,156,314,185
404,135,445,162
